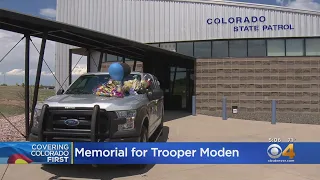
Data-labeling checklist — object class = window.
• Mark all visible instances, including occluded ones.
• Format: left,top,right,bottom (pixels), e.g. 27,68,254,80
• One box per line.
148,43,160,47
160,43,176,52
229,40,247,57
306,38,320,56
194,41,211,58
118,57,125,62
170,67,186,72
103,53,107,62
125,58,133,61
65,75,98,94
177,42,194,56
267,39,285,56
76,77,89,89
212,41,228,58
286,39,304,56
105,54,118,62
248,40,266,57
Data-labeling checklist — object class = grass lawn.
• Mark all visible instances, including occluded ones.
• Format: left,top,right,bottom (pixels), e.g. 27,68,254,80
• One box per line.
38,89,56,102
0,104,25,117
0,86,55,101
0,86,55,117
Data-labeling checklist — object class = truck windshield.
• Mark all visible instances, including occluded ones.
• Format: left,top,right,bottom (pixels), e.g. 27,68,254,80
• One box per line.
65,74,141,94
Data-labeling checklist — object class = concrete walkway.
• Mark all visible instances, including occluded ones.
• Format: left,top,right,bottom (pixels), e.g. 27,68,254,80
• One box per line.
1,111,320,180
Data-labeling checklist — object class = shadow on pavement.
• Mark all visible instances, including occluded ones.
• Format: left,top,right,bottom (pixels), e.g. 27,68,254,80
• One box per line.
164,110,191,122
42,126,170,180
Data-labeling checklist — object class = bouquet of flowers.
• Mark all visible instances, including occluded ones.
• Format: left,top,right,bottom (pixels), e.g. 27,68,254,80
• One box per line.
94,79,124,98
95,78,152,98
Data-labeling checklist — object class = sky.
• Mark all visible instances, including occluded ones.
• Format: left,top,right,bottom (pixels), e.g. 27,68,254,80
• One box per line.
0,0,320,85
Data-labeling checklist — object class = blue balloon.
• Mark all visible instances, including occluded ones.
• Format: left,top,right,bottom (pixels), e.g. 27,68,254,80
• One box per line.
108,63,124,81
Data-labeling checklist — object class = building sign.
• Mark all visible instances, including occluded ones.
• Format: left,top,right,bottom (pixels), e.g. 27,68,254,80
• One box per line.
206,16,294,32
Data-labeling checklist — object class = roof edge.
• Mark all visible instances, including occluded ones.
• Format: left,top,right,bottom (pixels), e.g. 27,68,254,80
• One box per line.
0,8,195,61
170,0,320,16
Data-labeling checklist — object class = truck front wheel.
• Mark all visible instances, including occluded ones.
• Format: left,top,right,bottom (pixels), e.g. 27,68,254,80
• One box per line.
160,108,164,136
140,125,148,142
132,125,148,169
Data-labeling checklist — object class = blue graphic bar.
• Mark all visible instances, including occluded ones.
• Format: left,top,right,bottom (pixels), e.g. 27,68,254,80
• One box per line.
1,142,320,164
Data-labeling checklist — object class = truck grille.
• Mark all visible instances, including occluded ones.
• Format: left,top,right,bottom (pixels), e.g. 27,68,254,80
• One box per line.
38,106,117,142
52,114,92,129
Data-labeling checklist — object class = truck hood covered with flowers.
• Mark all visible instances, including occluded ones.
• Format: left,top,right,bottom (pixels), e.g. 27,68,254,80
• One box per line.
41,93,149,111
36,72,153,111
94,78,151,98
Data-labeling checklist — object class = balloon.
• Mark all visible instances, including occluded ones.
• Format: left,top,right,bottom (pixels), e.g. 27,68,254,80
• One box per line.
108,62,124,81
120,63,131,78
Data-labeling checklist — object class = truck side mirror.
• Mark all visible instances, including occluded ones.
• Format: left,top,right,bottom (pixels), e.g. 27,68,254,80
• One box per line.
57,88,64,95
147,91,153,100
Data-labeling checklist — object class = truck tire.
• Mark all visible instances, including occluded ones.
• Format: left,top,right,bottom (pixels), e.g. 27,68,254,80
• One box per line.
160,108,164,136
140,125,148,143
132,125,148,169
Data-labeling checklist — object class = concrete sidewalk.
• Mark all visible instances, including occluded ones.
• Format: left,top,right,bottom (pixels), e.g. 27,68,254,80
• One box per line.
1,112,320,180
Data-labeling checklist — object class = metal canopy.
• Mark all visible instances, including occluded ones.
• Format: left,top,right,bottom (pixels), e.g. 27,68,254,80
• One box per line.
0,8,195,141
0,8,195,62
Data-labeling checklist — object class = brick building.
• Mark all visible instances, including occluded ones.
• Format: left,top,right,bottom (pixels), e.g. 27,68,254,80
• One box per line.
56,0,320,123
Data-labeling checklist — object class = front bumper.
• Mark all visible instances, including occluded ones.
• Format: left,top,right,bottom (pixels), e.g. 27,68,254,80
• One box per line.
28,133,140,142
32,105,143,142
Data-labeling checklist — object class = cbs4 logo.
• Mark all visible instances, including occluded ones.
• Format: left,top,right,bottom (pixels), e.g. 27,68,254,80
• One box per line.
267,144,295,159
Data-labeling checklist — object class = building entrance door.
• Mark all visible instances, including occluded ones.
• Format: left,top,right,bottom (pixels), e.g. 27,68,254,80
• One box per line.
186,68,194,112
166,66,194,111
143,59,194,112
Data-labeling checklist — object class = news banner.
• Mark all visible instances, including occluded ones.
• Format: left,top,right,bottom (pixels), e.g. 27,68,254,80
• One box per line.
1,142,319,164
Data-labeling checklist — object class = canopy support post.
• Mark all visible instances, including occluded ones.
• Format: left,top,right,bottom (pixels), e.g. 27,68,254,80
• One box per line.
133,60,137,71
24,34,30,140
30,32,47,129
97,52,103,72
87,50,91,73
68,49,73,85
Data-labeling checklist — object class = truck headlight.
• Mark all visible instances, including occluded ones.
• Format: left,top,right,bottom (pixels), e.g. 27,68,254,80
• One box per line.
116,110,136,131
32,108,41,129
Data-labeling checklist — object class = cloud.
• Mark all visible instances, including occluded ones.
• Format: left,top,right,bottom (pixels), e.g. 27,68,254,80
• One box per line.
276,0,320,11
39,8,56,18
72,65,87,75
5,68,86,76
41,71,55,76
6,69,54,76
6,69,25,76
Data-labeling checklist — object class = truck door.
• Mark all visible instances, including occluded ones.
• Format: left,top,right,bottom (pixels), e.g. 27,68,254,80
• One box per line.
144,74,157,133
152,75,164,122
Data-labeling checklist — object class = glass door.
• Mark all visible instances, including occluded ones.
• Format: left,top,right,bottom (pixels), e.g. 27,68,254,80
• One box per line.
169,67,187,110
